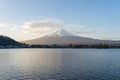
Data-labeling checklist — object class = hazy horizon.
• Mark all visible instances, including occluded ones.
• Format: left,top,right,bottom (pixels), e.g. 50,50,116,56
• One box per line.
0,0,120,41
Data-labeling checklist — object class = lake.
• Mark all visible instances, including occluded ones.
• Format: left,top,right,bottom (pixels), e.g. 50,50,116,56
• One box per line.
0,49,120,80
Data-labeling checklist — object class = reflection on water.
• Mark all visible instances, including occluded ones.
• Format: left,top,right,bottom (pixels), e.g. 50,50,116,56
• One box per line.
0,49,120,80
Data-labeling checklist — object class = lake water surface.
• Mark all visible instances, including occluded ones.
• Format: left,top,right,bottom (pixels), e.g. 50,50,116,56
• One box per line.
0,49,120,80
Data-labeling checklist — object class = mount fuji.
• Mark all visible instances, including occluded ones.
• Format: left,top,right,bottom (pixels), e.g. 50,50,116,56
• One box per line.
23,29,120,45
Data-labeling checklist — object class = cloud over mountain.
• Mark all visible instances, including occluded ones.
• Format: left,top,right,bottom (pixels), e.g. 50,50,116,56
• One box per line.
21,18,85,36
0,17,106,41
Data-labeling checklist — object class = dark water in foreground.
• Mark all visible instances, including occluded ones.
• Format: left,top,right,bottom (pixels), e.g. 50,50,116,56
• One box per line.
0,49,120,80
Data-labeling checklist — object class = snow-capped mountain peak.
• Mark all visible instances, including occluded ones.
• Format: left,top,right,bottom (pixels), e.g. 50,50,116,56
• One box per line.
23,28,120,45
48,29,74,37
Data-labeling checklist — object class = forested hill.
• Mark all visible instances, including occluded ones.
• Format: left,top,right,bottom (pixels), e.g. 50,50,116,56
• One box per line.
0,35,27,48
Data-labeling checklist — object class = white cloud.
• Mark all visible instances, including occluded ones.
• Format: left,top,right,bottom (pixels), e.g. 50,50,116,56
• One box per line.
0,22,19,32
11,25,19,31
72,30,102,34
0,18,97,40
23,18,63,28
21,18,85,36
0,23,8,27
0,23,17,28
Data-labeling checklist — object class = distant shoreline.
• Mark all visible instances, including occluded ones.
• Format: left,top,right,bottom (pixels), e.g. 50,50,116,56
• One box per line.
0,47,120,49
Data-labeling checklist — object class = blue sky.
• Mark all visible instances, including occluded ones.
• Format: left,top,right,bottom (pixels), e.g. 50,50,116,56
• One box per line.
0,0,120,41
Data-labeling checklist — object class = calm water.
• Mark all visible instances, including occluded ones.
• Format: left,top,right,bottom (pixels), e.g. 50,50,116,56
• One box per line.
0,49,120,80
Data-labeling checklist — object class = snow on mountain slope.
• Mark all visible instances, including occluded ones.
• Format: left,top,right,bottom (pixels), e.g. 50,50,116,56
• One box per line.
48,29,74,37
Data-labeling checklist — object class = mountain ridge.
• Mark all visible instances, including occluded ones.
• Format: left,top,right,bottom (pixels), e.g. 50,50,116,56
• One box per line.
23,29,120,45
